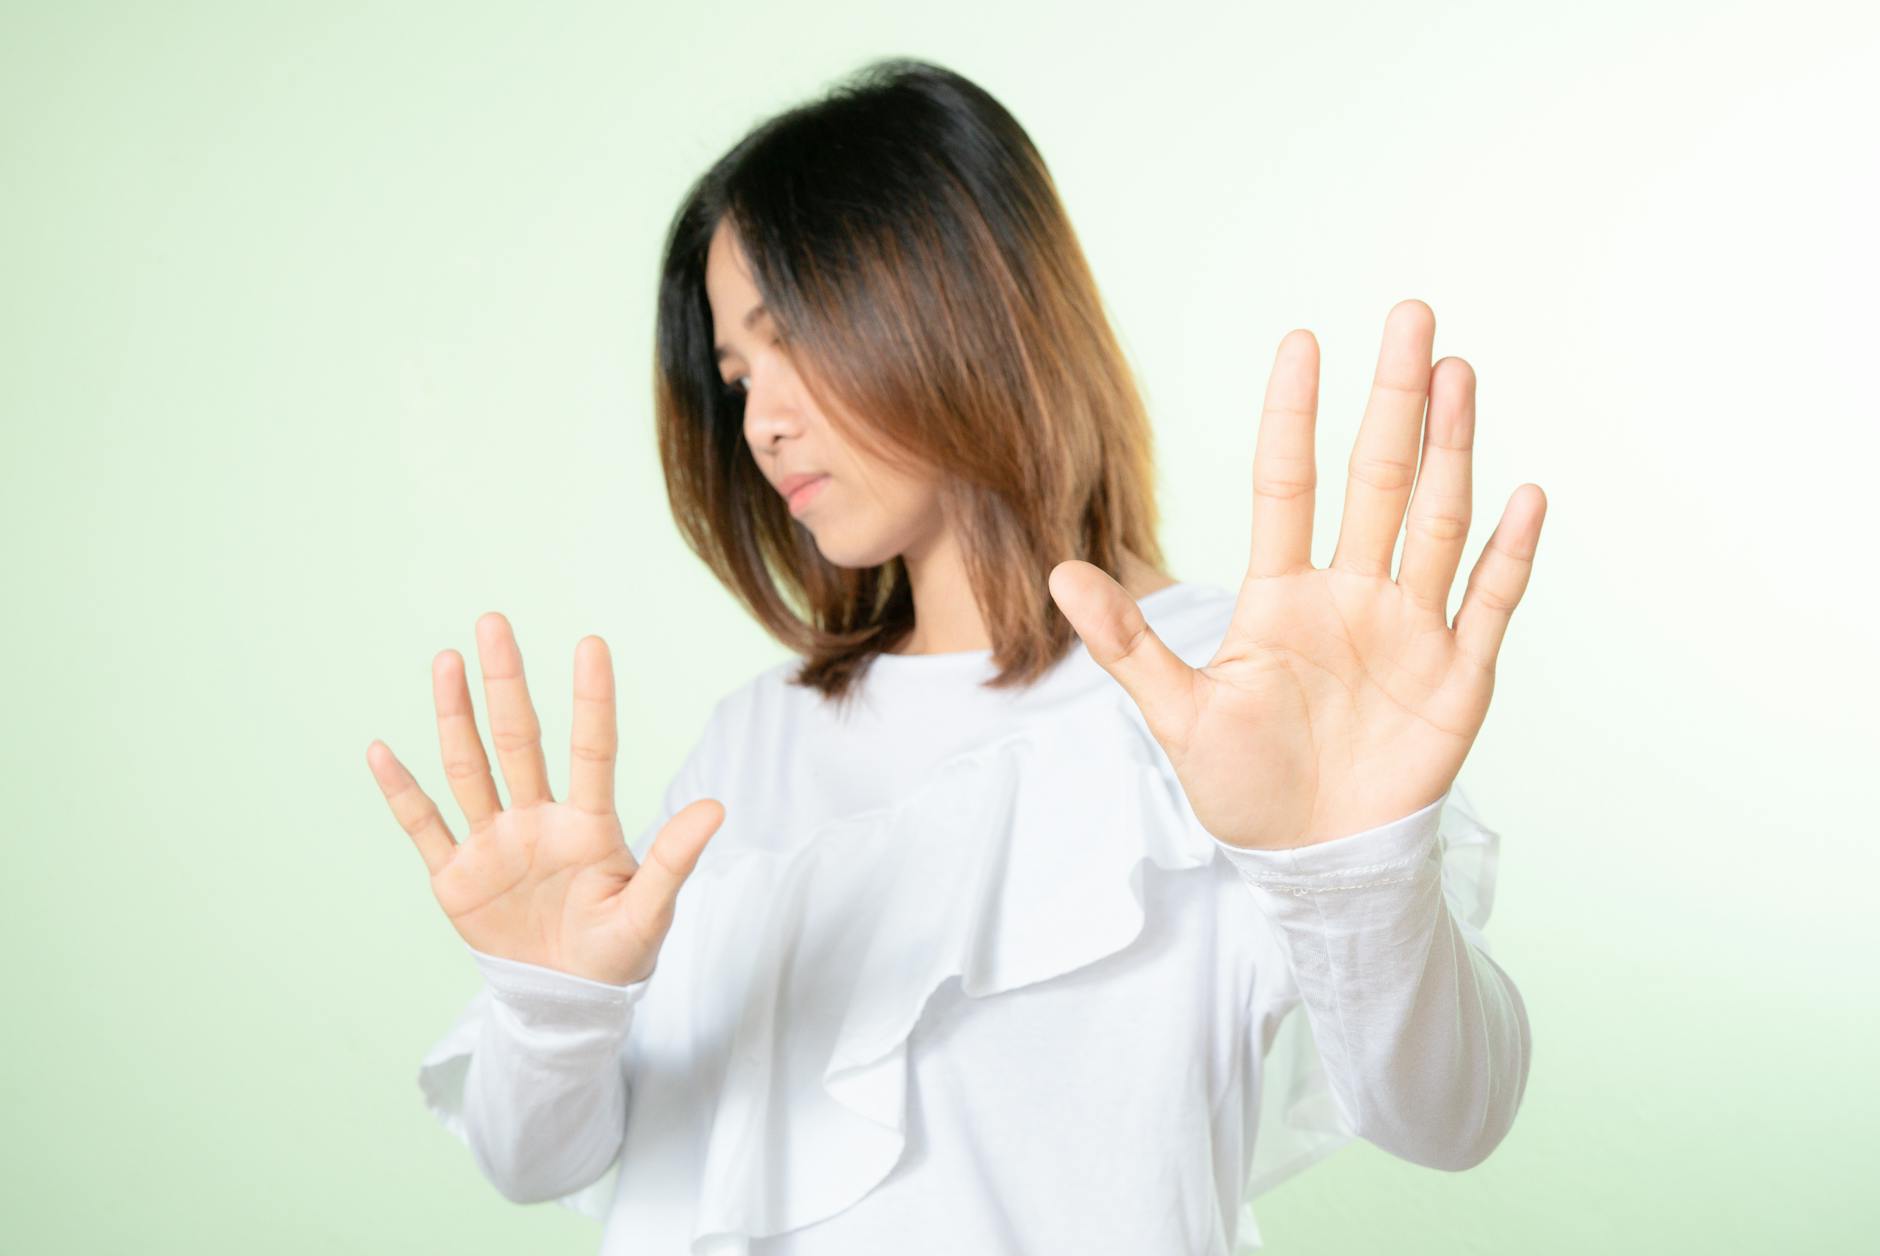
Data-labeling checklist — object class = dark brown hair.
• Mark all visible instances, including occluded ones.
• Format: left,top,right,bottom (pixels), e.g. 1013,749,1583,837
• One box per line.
652,57,1165,709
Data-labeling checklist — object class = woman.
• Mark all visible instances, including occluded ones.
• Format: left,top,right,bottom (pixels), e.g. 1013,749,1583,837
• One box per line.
369,58,1543,1255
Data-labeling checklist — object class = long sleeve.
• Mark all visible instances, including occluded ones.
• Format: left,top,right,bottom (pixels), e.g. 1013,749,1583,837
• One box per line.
453,951,654,1203
455,946,652,1204
1214,788,1531,1172
417,695,728,1214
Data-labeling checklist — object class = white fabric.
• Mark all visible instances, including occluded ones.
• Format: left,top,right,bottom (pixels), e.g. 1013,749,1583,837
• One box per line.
417,581,1529,1254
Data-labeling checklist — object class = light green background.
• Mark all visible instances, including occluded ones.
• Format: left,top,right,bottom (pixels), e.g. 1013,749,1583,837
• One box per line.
5,1,1874,1252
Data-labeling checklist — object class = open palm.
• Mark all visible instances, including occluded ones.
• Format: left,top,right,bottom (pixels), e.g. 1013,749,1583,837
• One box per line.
366,613,724,985
1051,300,1546,849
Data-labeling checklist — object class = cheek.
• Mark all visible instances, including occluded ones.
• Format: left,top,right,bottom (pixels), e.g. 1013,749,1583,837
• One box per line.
842,476,929,534
797,482,920,567
846,466,929,520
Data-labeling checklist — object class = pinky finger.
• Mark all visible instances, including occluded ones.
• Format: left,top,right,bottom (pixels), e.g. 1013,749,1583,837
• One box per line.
366,740,459,876
1452,484,1547,672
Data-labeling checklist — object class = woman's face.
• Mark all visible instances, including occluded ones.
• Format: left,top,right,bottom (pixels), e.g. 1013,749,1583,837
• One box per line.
704,219,945,570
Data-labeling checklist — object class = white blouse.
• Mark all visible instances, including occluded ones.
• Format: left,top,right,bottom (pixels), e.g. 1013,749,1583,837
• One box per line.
418,580,1529,1255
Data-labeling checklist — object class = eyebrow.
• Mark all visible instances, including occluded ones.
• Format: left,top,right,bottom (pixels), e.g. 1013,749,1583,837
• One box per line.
713,303,769,364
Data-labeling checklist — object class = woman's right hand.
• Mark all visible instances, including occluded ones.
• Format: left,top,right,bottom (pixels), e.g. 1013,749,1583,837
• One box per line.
366,612,724,988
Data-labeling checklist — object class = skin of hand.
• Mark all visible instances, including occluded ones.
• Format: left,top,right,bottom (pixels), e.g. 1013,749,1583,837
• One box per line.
1049,300,1547,851
366,615,726,986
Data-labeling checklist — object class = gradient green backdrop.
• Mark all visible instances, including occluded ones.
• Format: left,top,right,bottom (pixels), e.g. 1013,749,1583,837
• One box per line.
5,1,1875,1252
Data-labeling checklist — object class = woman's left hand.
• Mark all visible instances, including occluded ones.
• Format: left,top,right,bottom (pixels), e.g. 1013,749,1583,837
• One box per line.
1050,300,1547,850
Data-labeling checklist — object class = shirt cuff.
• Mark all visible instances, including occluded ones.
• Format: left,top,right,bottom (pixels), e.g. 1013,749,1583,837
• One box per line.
465,943,654,1027
1208,789,1448,893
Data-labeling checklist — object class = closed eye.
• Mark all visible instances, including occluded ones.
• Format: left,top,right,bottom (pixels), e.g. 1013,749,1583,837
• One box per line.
719,335,782,401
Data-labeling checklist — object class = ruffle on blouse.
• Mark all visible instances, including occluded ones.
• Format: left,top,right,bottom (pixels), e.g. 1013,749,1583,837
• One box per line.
417,683,1501,1254
680,688,1500,1255
667,691,1221,1253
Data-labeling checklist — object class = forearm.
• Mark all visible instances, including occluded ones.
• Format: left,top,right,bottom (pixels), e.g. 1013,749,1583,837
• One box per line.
458,945,649,1204
1217,791,1531,1171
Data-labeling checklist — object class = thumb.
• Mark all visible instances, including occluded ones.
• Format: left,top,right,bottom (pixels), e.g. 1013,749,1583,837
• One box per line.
1048,560,1198,754
622,797,725,949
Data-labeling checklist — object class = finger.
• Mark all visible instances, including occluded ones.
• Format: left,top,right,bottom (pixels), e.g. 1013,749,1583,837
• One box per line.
1047,559,1199,754
433,649,502,832
1396,356,1476,616
1331,299,1436,579
1248,329,1320,578
621,798,724,954
366,739,458,876
475,612,554,808
1453,484,1547,671
567,635,617,817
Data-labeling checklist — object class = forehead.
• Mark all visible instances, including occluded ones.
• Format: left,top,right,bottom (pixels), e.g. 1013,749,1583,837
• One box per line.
705,220,760,308
707,222,771,363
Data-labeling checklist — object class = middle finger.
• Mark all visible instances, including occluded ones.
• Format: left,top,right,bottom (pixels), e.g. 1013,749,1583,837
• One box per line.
475,612,554,808
1330,300,1436,579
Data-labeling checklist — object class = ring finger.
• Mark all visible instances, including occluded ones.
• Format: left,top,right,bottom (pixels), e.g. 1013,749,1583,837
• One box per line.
434,648,502,832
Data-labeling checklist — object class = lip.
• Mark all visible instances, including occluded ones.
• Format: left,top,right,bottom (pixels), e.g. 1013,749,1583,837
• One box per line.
775,472,824,497
784,474,830,514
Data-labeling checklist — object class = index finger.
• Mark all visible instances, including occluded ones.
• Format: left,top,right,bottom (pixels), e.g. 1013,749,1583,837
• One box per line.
567,635,618,816
1247,328,1321,579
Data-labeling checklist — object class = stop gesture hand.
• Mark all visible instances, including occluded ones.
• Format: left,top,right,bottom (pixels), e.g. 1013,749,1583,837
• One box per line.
1052,301,1546,849
367,614,724,985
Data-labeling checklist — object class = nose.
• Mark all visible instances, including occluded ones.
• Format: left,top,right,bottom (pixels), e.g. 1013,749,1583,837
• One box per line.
741,367,802,452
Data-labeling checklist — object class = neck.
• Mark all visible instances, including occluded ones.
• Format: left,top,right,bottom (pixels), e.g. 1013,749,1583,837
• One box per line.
892,532,1175,657
893,527,988,655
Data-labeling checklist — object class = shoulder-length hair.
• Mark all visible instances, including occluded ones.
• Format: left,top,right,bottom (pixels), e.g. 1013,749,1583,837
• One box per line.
653,57,1165,709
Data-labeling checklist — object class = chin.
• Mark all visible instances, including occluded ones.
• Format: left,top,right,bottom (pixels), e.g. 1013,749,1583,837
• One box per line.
804,520,904,570
810,536,893,569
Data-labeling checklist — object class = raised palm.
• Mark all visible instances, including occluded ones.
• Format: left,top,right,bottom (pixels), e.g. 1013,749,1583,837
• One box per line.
367,613,723,986
1051,300,1546,849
